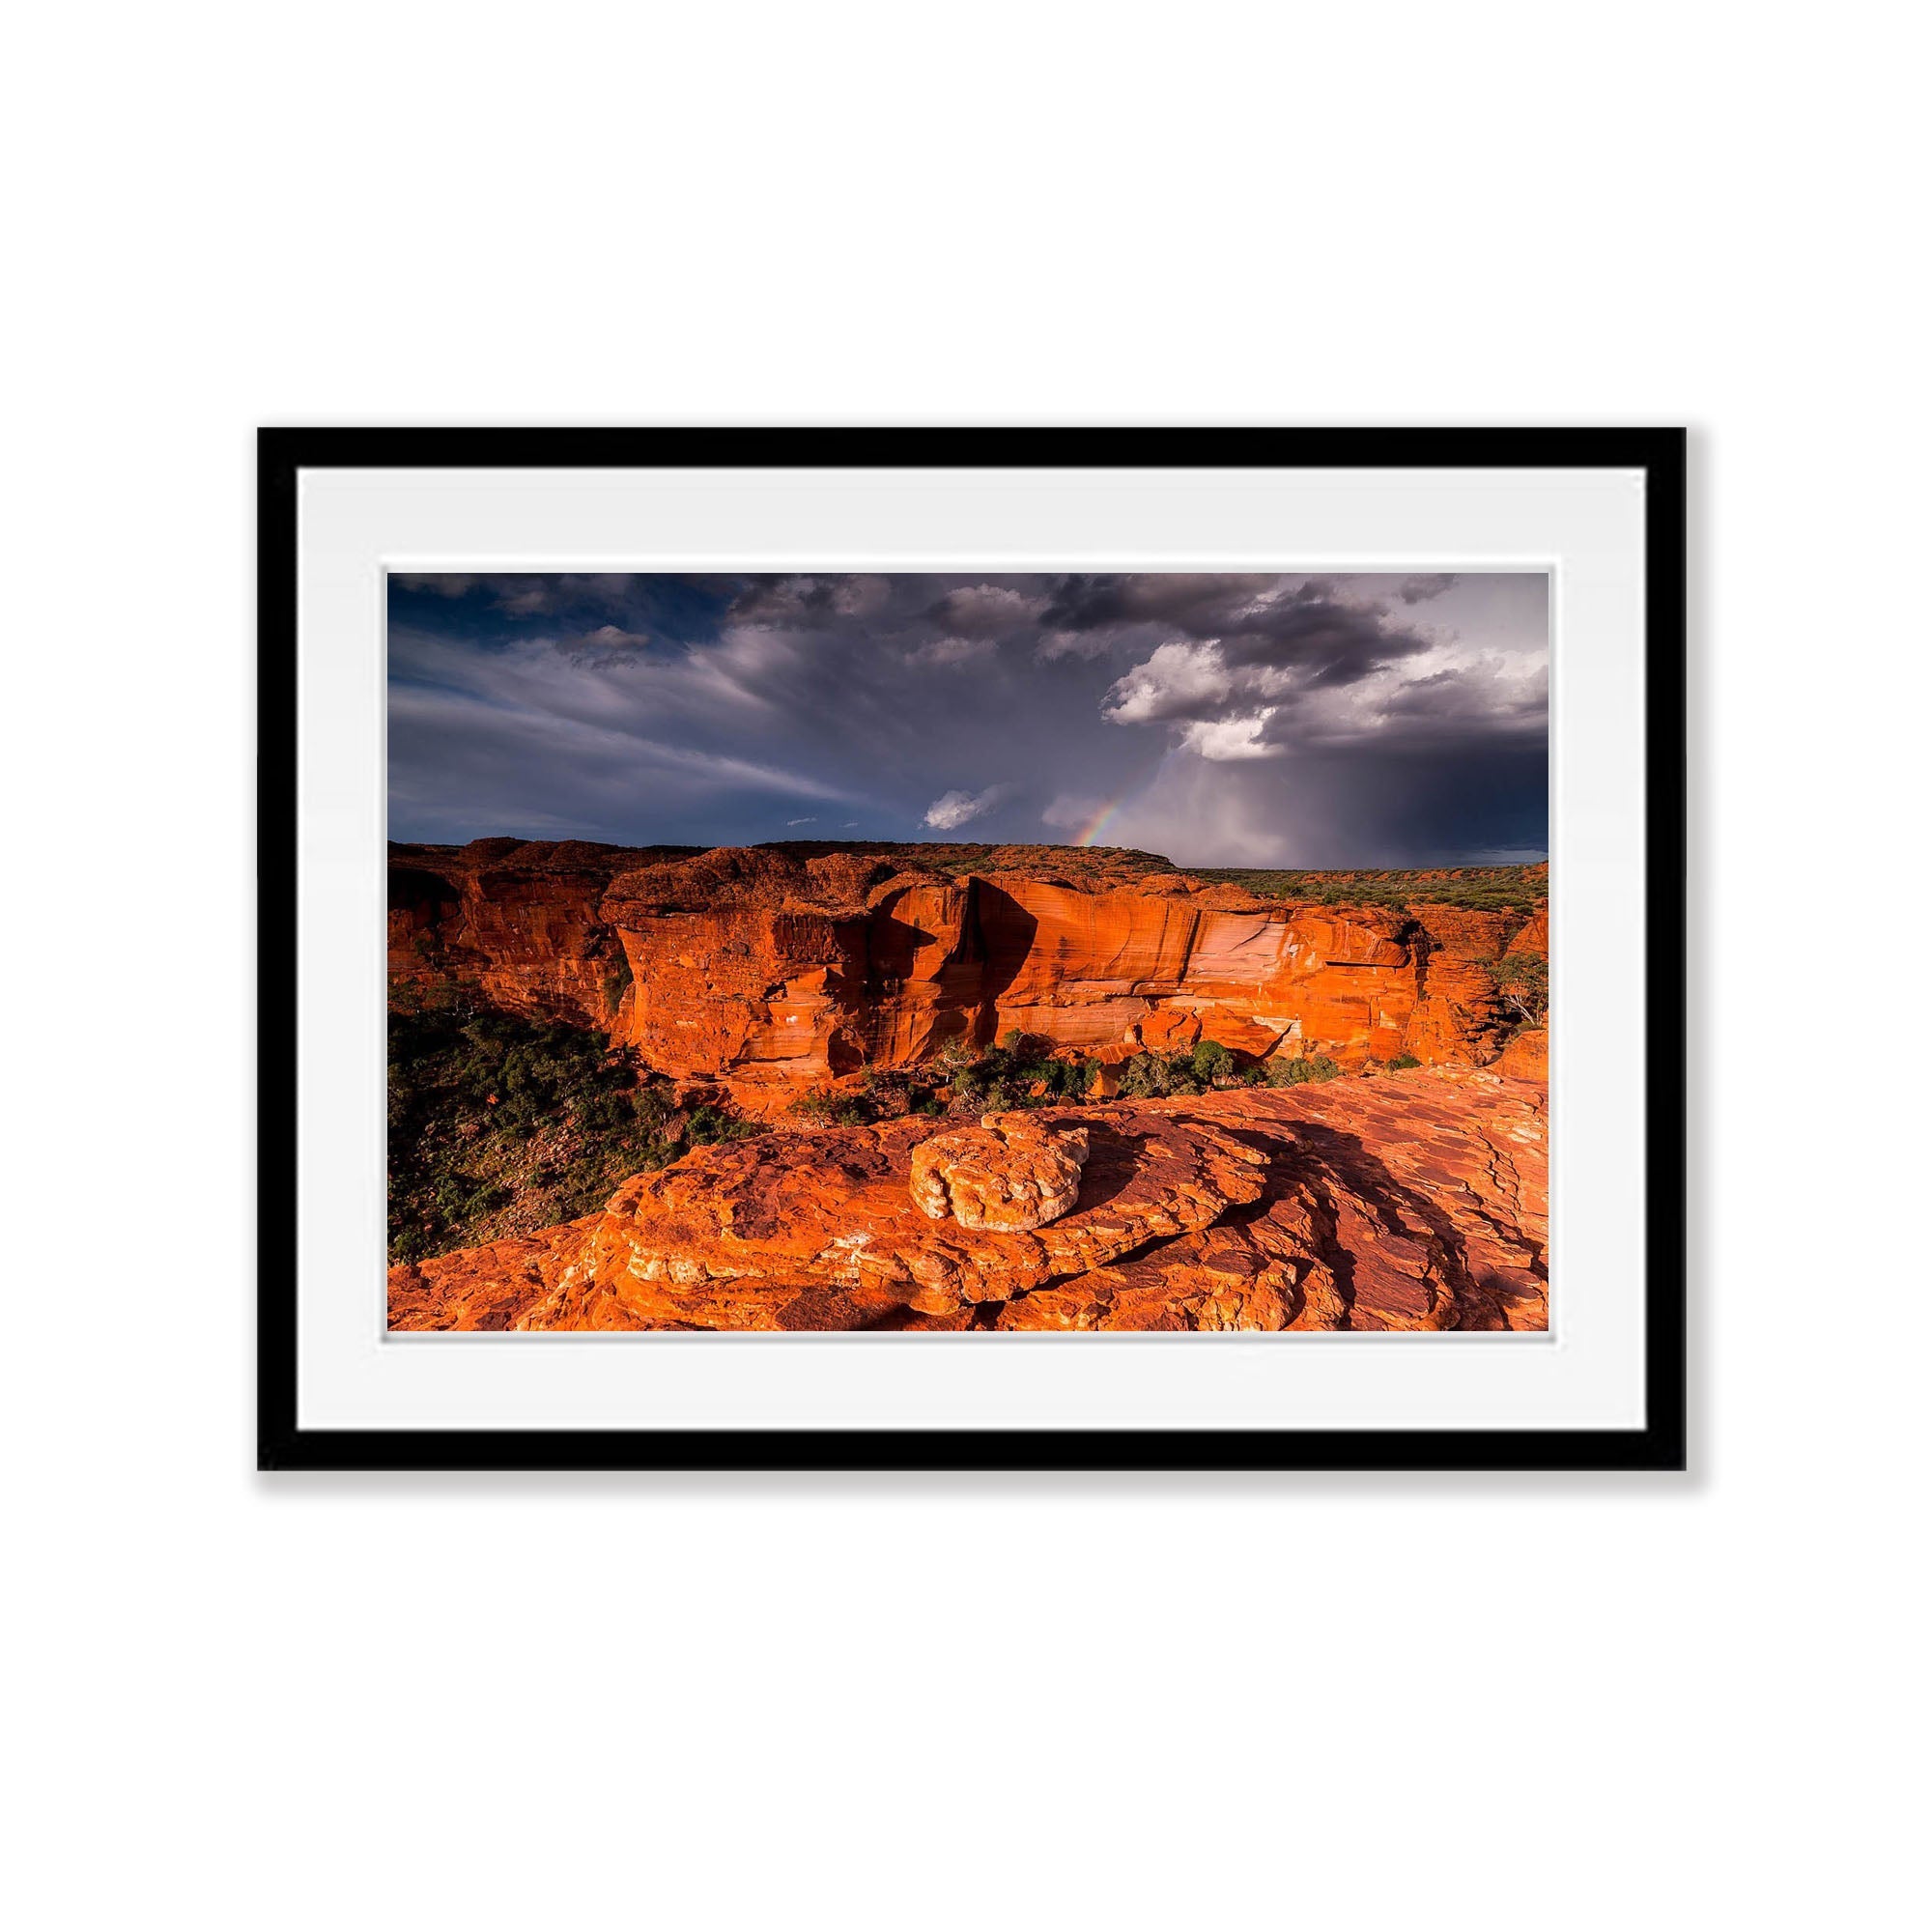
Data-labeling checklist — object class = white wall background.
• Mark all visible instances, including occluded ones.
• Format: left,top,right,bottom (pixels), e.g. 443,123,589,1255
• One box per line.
4,5,1924,1927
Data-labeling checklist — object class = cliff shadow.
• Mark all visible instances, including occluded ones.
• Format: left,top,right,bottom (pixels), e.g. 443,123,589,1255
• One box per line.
965,881,1039,1041
1297,1119,1533,1330
1165,1109,1534,1331
1067,1123,1151,1216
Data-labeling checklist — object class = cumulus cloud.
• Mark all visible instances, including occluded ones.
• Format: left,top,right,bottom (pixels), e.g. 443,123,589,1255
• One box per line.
1178,710,1283,760
923,785,1005,831
925,584,1045,637
1101,641,1233,724
1087,575,1545,771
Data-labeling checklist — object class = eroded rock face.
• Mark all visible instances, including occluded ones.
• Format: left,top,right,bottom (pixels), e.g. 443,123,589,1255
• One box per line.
388,838,698,1030
1497,1025,1548,1081
389,839,1548,1111
909,1115,1090,1231
389,1070,1548,1334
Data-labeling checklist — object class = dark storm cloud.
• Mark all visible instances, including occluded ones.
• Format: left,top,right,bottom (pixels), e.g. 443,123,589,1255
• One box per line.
1378,660,1549,729
1039,573,1284,635
727,575,891,628
386,571,1547,866
1226,591,1435,685
1043,573,1436,691
923,583,1048,637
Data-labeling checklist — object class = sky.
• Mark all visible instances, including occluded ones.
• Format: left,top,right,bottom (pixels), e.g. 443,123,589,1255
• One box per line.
387,572,1548,867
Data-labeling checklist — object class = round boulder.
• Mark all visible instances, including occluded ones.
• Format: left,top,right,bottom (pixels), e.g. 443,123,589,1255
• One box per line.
909,1113,1091,1232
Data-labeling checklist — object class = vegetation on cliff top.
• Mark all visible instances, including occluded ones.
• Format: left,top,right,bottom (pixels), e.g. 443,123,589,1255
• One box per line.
1190,863,1548,914
393,838,1548,916
387,1000,761,1263
755,842,1548,913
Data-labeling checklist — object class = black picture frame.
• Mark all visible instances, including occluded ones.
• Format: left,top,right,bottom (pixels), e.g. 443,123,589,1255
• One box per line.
258,427,1686,1473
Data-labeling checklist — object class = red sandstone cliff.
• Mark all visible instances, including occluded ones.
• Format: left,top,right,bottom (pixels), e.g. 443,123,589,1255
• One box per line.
389,1068,1548,1333
391,838,1546,1111
389,838,697,1029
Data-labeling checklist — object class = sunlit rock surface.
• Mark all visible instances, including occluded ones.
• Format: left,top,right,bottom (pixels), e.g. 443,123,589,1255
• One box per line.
389,1068,1548,1334
389,839,1547,1113
909,1115,1091,1231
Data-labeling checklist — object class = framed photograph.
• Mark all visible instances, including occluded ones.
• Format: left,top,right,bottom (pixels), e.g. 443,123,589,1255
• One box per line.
260,428,1685,1471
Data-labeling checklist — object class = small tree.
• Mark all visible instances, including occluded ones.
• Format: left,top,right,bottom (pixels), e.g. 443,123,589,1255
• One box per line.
1481,953,1549,1032
932,1032,978,1075
1189,1038,1233,1084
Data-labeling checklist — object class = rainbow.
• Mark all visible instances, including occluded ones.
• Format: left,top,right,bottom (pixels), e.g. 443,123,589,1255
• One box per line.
1071,795,1129,847
1068,755,1171,848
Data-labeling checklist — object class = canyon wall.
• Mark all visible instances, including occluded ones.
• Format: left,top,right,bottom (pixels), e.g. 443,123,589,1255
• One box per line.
389,838,696,1028
390,839,1547,1112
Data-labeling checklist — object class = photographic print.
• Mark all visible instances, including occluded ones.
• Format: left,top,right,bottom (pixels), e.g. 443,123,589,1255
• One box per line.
385,567,1551,1335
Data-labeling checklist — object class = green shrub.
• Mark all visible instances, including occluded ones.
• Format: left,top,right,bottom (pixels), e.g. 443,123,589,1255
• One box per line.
789,1086,871,1126
1189,1038,1233,1083
689,1102,766,1143
1266,1054,1344,1087
949,1033,1094,1111
1116,1051,1186,1098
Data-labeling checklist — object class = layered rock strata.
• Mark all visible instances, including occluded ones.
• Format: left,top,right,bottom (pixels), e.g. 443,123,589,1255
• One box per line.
391,839,1547,1112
